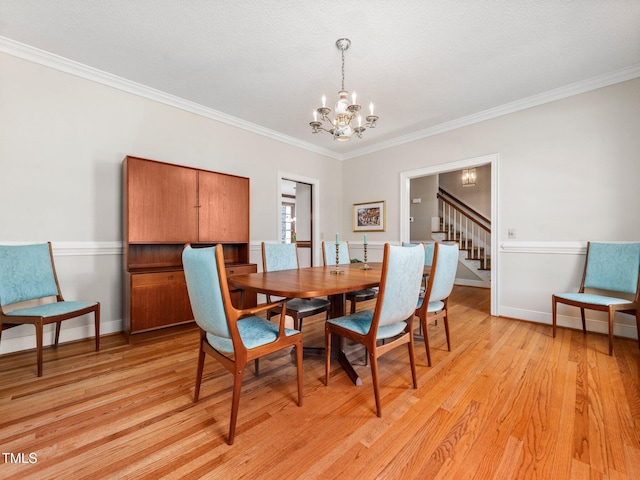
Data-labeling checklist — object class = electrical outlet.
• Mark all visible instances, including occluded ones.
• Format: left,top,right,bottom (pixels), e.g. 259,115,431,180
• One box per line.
508,229,516,239
409,216,414,223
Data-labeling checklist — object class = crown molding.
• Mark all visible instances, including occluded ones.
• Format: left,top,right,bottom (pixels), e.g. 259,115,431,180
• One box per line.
3,36,638,162
342,63,640,160
0,36,342,161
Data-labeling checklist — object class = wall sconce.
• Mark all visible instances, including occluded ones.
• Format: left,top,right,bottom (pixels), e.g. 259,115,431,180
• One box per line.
462,168,476,187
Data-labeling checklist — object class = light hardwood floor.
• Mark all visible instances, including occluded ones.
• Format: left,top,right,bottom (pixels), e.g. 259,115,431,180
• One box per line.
1,286,639,479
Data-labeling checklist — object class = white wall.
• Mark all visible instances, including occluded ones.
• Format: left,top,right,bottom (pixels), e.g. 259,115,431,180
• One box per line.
0,53,343,353
343,78,640,339
439,164,492,218
2,51,639,353
409,175,438,241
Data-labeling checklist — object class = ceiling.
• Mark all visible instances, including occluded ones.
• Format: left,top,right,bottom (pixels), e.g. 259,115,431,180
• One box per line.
1,1,639,160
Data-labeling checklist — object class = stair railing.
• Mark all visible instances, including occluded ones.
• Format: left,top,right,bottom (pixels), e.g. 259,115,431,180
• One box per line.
437,188,491,270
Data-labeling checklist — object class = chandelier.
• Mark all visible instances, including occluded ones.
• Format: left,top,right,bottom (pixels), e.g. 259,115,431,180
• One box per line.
309,38,379,141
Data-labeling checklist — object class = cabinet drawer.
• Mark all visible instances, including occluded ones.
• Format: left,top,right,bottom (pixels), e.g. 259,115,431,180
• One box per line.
132,271,185,287
225,264,256,277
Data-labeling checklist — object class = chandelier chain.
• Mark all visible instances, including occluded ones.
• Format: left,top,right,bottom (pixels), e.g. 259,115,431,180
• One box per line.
341,48,345,91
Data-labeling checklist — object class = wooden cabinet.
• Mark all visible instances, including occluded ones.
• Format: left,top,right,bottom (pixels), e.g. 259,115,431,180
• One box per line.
123,156,256,337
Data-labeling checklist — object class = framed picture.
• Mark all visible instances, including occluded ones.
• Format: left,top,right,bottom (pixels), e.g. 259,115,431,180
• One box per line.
352,200,386,232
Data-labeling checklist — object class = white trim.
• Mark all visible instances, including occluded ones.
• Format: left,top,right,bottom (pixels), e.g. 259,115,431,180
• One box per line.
0,36,342,161
400,153,499,316
0,241,123,256
0,318,123,355
342,64,640,160
500,241,587,255
2,36,639,162
499,307,638,341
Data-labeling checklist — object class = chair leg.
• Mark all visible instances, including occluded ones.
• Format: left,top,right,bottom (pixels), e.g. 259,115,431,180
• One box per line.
443,313,451,352
369,351,382,417
350,299,356,314
421,315,432,367
254,359,260,377
228,366,245,445
295,338,303,406
324,329,331,386
552,297,557,338
636,309,640,350
54,321,62,347
608,309,614,356
94,305,101,351
408,331,418,389
194,342,206,402
580,308,587,334
36,323,44,377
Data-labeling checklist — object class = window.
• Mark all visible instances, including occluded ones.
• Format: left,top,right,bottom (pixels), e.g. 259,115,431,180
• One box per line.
281,202,296,243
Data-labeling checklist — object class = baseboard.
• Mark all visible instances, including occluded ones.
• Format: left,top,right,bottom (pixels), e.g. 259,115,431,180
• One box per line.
0,318,123,355
498,306,639,340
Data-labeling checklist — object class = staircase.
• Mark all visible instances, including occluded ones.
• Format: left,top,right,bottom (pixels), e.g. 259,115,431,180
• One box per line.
432,188,491,288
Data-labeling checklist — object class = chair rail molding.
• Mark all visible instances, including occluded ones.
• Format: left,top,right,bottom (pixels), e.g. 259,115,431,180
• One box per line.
500,241,587,255
0,241,123,256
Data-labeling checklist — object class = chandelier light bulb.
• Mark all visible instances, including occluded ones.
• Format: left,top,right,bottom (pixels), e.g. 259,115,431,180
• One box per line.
352,91,357,104
322,95,326,108
369,103,374,115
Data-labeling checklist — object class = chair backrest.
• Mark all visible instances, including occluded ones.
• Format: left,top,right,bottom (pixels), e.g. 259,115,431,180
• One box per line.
182,245,231,339
425,243,459,302
262,243,299,272
0,243,59,307
375,244,425,327
403,242,435,267
583,242,640,294
322,241,350,266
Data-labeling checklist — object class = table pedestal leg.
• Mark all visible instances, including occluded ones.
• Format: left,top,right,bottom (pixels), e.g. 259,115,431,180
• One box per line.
328,293,363,386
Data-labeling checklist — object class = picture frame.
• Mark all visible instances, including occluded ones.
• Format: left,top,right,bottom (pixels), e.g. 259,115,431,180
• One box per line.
352,200,386,232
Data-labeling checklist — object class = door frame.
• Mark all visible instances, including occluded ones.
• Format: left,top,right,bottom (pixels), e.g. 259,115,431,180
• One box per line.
399,153,499,316
277,171,321,266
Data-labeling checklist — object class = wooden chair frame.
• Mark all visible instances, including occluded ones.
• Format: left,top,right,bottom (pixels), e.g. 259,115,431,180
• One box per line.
0,242,100,377
261,242,330,330
321,241,376,314
552,242,640,356
189,244,303,445
415,243,456,366
325,243,419,417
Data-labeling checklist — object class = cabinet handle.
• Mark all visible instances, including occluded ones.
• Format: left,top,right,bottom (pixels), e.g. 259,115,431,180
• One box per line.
228,270,234,275
168,275,174,280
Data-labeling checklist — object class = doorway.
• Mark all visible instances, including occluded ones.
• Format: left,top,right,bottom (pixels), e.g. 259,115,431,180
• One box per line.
278,173,319,267
400,153,499,316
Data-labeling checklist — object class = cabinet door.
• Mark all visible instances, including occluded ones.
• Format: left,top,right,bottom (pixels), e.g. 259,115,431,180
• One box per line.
198,171,249,242
130,271,194,333
126,158,198,242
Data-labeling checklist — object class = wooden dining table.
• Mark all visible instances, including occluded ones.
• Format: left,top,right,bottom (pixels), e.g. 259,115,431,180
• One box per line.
228,262,385,386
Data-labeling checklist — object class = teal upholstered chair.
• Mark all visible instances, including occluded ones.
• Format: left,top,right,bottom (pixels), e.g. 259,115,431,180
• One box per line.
325,243,424,417
415,242,459,366
0,242,100,377
322,241,376,313
403,242,435,290
262,243,330,330
552,242,640,356
183,244,303,445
